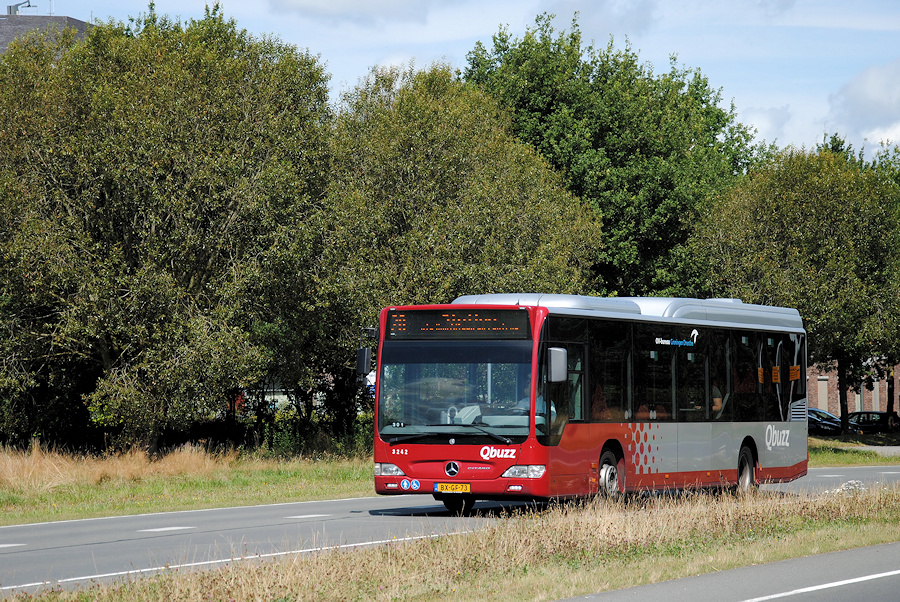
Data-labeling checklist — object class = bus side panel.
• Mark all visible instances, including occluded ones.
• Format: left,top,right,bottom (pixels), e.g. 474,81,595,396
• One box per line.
754,421,808,482
545,423,599,497
548,422,656,497
677,422,711,484
624,422,678,491
710,423,736,472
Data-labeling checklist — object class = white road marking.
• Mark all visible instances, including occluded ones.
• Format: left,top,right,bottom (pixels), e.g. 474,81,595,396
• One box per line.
137,527,196,533
284,514,329,519
742,568,900,601
0,530,472,592
0,544,25,548
0,495,414,531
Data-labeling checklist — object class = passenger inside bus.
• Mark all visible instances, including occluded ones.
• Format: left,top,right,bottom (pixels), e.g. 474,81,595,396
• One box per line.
591,384,611,421
711,383,724,415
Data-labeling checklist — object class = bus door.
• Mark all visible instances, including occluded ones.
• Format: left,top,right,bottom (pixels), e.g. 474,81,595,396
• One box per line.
539,339,590,495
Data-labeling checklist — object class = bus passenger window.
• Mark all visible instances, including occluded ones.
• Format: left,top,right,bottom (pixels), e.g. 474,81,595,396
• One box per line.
591,383,610,420
589,320,629,422
633,324,674,421
676,348,706,421
709,333,730,421
567,344,585,422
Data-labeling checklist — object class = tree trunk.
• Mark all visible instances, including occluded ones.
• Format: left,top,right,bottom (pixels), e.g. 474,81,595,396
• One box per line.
837,357,850,434
888,366,896,416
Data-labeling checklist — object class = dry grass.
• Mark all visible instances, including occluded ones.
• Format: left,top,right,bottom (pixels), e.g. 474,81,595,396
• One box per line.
0,443,234,492
4,444,899,599
24,485,900,601
0,445,371,525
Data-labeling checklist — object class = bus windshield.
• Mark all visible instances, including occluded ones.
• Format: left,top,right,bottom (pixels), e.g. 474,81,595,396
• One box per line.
378,340,534,442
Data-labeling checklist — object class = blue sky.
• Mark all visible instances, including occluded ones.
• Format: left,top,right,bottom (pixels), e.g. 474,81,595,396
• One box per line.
22,0,900,155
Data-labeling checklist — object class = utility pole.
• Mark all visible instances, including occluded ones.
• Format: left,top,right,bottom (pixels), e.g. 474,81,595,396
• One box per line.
888,365,896,416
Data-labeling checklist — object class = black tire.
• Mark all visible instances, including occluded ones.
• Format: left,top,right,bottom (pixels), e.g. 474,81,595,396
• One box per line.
599,450,623,498
442,496,476,516
736,446,757,494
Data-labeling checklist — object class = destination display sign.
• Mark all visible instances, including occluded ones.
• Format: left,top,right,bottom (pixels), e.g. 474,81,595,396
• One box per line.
386,309,530,340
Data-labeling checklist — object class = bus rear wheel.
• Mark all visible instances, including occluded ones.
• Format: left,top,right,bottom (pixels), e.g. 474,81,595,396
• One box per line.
441,495,476,516
599,450,623,498
736,446,757,494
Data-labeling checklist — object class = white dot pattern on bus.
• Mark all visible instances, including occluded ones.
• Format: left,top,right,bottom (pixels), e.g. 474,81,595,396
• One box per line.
627,423,663,474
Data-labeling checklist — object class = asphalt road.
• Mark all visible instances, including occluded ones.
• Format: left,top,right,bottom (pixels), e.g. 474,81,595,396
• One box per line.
762,463,900,495
1,465,899,597
566,541,900,602
0,494,508,595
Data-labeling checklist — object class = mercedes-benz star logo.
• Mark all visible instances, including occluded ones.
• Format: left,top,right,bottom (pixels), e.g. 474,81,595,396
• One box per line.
445,461,459,477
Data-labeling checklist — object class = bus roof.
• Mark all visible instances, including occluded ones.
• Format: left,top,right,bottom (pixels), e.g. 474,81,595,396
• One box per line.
451,294,803,330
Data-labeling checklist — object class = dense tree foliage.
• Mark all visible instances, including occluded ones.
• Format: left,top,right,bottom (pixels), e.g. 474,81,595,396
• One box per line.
322,65,603,325
689,146,900,428
0,7,332,447
464,14,764,296
3,5,898,451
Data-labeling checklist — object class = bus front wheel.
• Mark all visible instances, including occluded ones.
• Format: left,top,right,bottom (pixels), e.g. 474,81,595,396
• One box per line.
736,446,757,494
599,450,623,497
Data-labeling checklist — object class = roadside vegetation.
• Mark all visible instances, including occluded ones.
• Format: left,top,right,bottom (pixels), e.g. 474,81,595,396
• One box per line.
2,10,900,598
808,434,900,466
17,482,900,601
2,435,898,527
4,8,900,460
0,445,371,526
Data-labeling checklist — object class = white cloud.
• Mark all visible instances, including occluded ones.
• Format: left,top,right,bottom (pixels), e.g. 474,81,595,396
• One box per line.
741,105,792,145
773,0,900,31
268,0,449,25
539,0,661,36
829,58,900,142
863,122,900,148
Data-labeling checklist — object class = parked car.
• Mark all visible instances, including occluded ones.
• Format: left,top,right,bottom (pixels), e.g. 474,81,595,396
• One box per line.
808,408,841,435
847,411,899,434
807,408,862,435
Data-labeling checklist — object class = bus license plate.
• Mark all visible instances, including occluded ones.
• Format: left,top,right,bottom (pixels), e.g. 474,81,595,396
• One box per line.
434,482,470,493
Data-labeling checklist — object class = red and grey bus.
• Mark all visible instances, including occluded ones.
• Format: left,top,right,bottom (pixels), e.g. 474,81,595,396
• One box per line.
370,294,807,514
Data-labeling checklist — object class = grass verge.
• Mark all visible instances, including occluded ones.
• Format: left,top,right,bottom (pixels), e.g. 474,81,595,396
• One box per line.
20,485,900,601
3,436,899,526
808,435,900,466
0,445,371,526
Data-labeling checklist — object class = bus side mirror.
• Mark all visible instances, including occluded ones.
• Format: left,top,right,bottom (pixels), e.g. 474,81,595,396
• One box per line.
548,347,568,383
356,347,372,376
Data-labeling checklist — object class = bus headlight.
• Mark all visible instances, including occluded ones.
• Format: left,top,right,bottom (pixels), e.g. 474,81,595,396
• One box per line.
374,463,406,476
502,465,546,479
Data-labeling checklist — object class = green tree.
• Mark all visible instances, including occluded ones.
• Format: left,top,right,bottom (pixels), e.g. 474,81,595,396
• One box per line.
871,141,900,417
0,6,332,447
322,64,603,328
464,14,764,296
689,146,900,430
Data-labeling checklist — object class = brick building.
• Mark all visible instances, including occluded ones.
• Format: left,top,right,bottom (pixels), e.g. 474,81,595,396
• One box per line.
807,365,899,416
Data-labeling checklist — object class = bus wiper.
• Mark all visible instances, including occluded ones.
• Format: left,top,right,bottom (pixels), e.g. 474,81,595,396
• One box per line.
450,424,512,445
390,425,513,446
388,432,441,444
